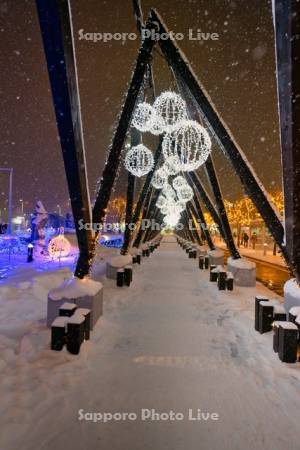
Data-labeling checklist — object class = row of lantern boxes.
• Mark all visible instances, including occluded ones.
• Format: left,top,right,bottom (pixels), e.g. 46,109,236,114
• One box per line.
51,303,91,354
255,296,300,363
116,240,161,288
177,239,234,291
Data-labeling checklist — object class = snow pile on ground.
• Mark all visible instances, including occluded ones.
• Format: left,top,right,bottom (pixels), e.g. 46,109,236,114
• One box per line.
284,278,300,310
227,256,256,269
108,254,132,268
208,249,224,258
49,277,103,301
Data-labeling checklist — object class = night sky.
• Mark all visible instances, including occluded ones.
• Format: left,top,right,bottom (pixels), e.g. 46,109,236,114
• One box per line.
0,0,282,219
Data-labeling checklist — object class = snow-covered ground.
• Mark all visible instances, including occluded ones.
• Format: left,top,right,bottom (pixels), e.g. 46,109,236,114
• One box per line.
1,238,300,450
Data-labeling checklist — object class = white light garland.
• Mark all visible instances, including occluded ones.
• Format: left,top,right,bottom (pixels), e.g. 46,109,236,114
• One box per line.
151,167,168,189
177,184,194,202
131,102,154,132
124,144,154,177
153,91,187,132
162,120,212,171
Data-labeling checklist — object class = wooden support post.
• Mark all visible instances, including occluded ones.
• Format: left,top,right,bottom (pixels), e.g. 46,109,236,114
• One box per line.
88,20,156,275
121,129,139,255
273,0,300,281
131,137,163,240
36,0,93,279
192,191,215,250
186,172,226,243
204,156,240,259
187,202,202,245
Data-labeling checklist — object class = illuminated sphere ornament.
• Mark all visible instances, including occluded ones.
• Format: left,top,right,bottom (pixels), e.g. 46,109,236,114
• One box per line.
148,114,165,136
161,184,176,200
177,184,194,202
131,102,154,132
151,167,168,189
162,155,180,176
156,194,167,209
124,144,154,177
172,175,187,191
48,235,71,258
153,91,187,132
162,120,212,171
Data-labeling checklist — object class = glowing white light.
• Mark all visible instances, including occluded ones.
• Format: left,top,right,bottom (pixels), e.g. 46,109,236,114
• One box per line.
172,175,187,191
162,120,212,171
148,114,165,135
153,91,187,132
162,155,180,176
131,102,154,132
156,194,167,209
151,167,168,189
48,235,71,258
124,144,154,177
161,183,177,200
163,212,180,228
177,184,194,202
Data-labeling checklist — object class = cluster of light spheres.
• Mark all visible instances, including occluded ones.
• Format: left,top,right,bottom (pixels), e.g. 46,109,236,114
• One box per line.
131,91,188,136
162,120,212,171
124,144,154,177
127,92,210,229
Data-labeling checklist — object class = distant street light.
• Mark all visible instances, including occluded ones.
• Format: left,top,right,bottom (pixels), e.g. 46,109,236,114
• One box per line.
19,199,24,216
57,204,62,216
0,168,13,234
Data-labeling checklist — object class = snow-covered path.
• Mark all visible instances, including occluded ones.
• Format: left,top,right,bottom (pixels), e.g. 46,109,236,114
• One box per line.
1,239,300,450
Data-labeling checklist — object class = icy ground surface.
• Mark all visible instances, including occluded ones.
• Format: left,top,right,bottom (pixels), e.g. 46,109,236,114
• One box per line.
1,239,300,450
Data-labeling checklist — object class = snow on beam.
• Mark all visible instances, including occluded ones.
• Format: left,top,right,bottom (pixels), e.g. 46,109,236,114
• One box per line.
36,0,94,279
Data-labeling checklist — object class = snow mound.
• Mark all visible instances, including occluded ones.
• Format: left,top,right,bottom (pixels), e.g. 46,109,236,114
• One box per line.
227,256,256,270
208,249,224,257
49,277,103,301
284,279,300,311
109,255,132,268
289,306,300,316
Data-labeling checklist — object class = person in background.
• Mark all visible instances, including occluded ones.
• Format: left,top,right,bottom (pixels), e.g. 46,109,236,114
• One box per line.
251,232,257,249
243,232,249,248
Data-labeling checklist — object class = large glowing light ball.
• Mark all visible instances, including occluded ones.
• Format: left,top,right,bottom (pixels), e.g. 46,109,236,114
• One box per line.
162,120,212,171
124,144,154,177
131,102,154,132
48,235,71,258
153,91,187,132
172,175,187,191
151,167,168,189
177,184,194,202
